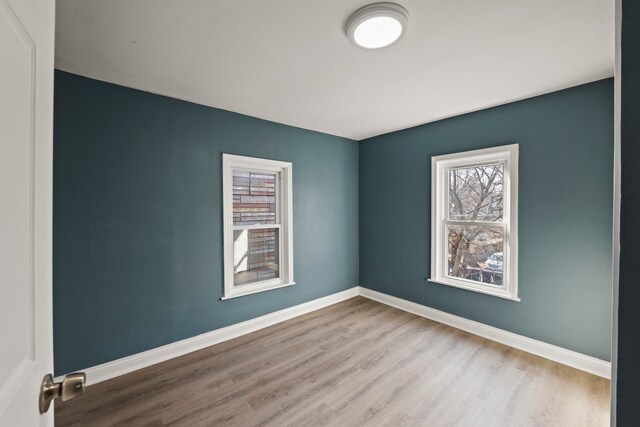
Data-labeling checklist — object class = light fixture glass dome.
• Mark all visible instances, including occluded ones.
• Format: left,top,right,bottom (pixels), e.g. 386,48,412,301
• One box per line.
346,3,409,49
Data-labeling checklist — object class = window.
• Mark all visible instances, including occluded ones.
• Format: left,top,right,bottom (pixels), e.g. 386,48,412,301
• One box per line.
222,154,293,299
430,144,519,301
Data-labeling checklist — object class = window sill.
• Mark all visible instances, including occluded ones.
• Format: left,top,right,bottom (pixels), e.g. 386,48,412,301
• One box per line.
426,278,520,302
220,282,296,301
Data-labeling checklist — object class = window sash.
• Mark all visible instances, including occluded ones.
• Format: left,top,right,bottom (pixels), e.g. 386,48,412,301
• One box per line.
232,167,280,227
442,222,507,289
445,161,505,223
233,227,281,286
443,220,505,227
232,223,281,231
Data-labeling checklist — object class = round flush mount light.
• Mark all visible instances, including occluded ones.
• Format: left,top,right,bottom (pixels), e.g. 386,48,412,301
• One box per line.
346,3,409,49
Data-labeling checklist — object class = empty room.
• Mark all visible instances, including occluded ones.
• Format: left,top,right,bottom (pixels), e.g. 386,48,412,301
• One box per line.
2,0,639,426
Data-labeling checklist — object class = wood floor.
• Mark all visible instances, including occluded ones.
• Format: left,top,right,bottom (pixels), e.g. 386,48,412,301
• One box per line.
56,297,610,426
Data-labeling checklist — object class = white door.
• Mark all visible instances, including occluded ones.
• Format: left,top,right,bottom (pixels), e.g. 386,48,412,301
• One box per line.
0,0,56,424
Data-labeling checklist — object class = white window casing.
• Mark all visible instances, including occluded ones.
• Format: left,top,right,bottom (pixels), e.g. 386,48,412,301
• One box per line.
429,144,519,301
222,154,294,299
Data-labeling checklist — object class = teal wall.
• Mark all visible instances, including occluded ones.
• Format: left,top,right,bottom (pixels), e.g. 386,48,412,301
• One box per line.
359,79,614,361
53,71,359,375
54,71,613,375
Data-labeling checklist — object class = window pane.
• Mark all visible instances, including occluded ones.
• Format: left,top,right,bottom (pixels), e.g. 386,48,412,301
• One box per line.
449,164,503,221
233,228,280,286
233,170,277,226
447,225,503,286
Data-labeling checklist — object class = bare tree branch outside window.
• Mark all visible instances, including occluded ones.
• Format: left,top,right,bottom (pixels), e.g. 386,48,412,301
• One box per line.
447,164,504,285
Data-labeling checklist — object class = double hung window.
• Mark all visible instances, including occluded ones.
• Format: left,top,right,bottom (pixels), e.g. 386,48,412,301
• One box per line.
222,154,293,299
430,144,519,301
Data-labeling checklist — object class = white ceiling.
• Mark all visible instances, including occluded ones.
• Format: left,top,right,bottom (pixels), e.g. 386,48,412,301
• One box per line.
55,0,614,140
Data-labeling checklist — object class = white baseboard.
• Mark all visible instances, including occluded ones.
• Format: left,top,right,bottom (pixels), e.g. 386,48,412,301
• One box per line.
60,287,359,385
59,285,610,385
358,287,611,379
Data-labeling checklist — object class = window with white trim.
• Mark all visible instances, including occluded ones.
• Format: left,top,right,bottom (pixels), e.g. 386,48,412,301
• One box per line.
222,154,293,299
430,144,519,301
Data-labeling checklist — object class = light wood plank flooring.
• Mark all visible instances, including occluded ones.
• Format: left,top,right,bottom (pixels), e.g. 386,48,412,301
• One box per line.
56,297,610,426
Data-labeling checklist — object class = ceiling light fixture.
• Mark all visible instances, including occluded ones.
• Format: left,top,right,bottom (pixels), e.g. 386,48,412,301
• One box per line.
346,3,409,49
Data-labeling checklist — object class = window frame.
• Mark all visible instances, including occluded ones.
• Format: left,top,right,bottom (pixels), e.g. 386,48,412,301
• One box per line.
429,144,519,301
222,154,294,300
